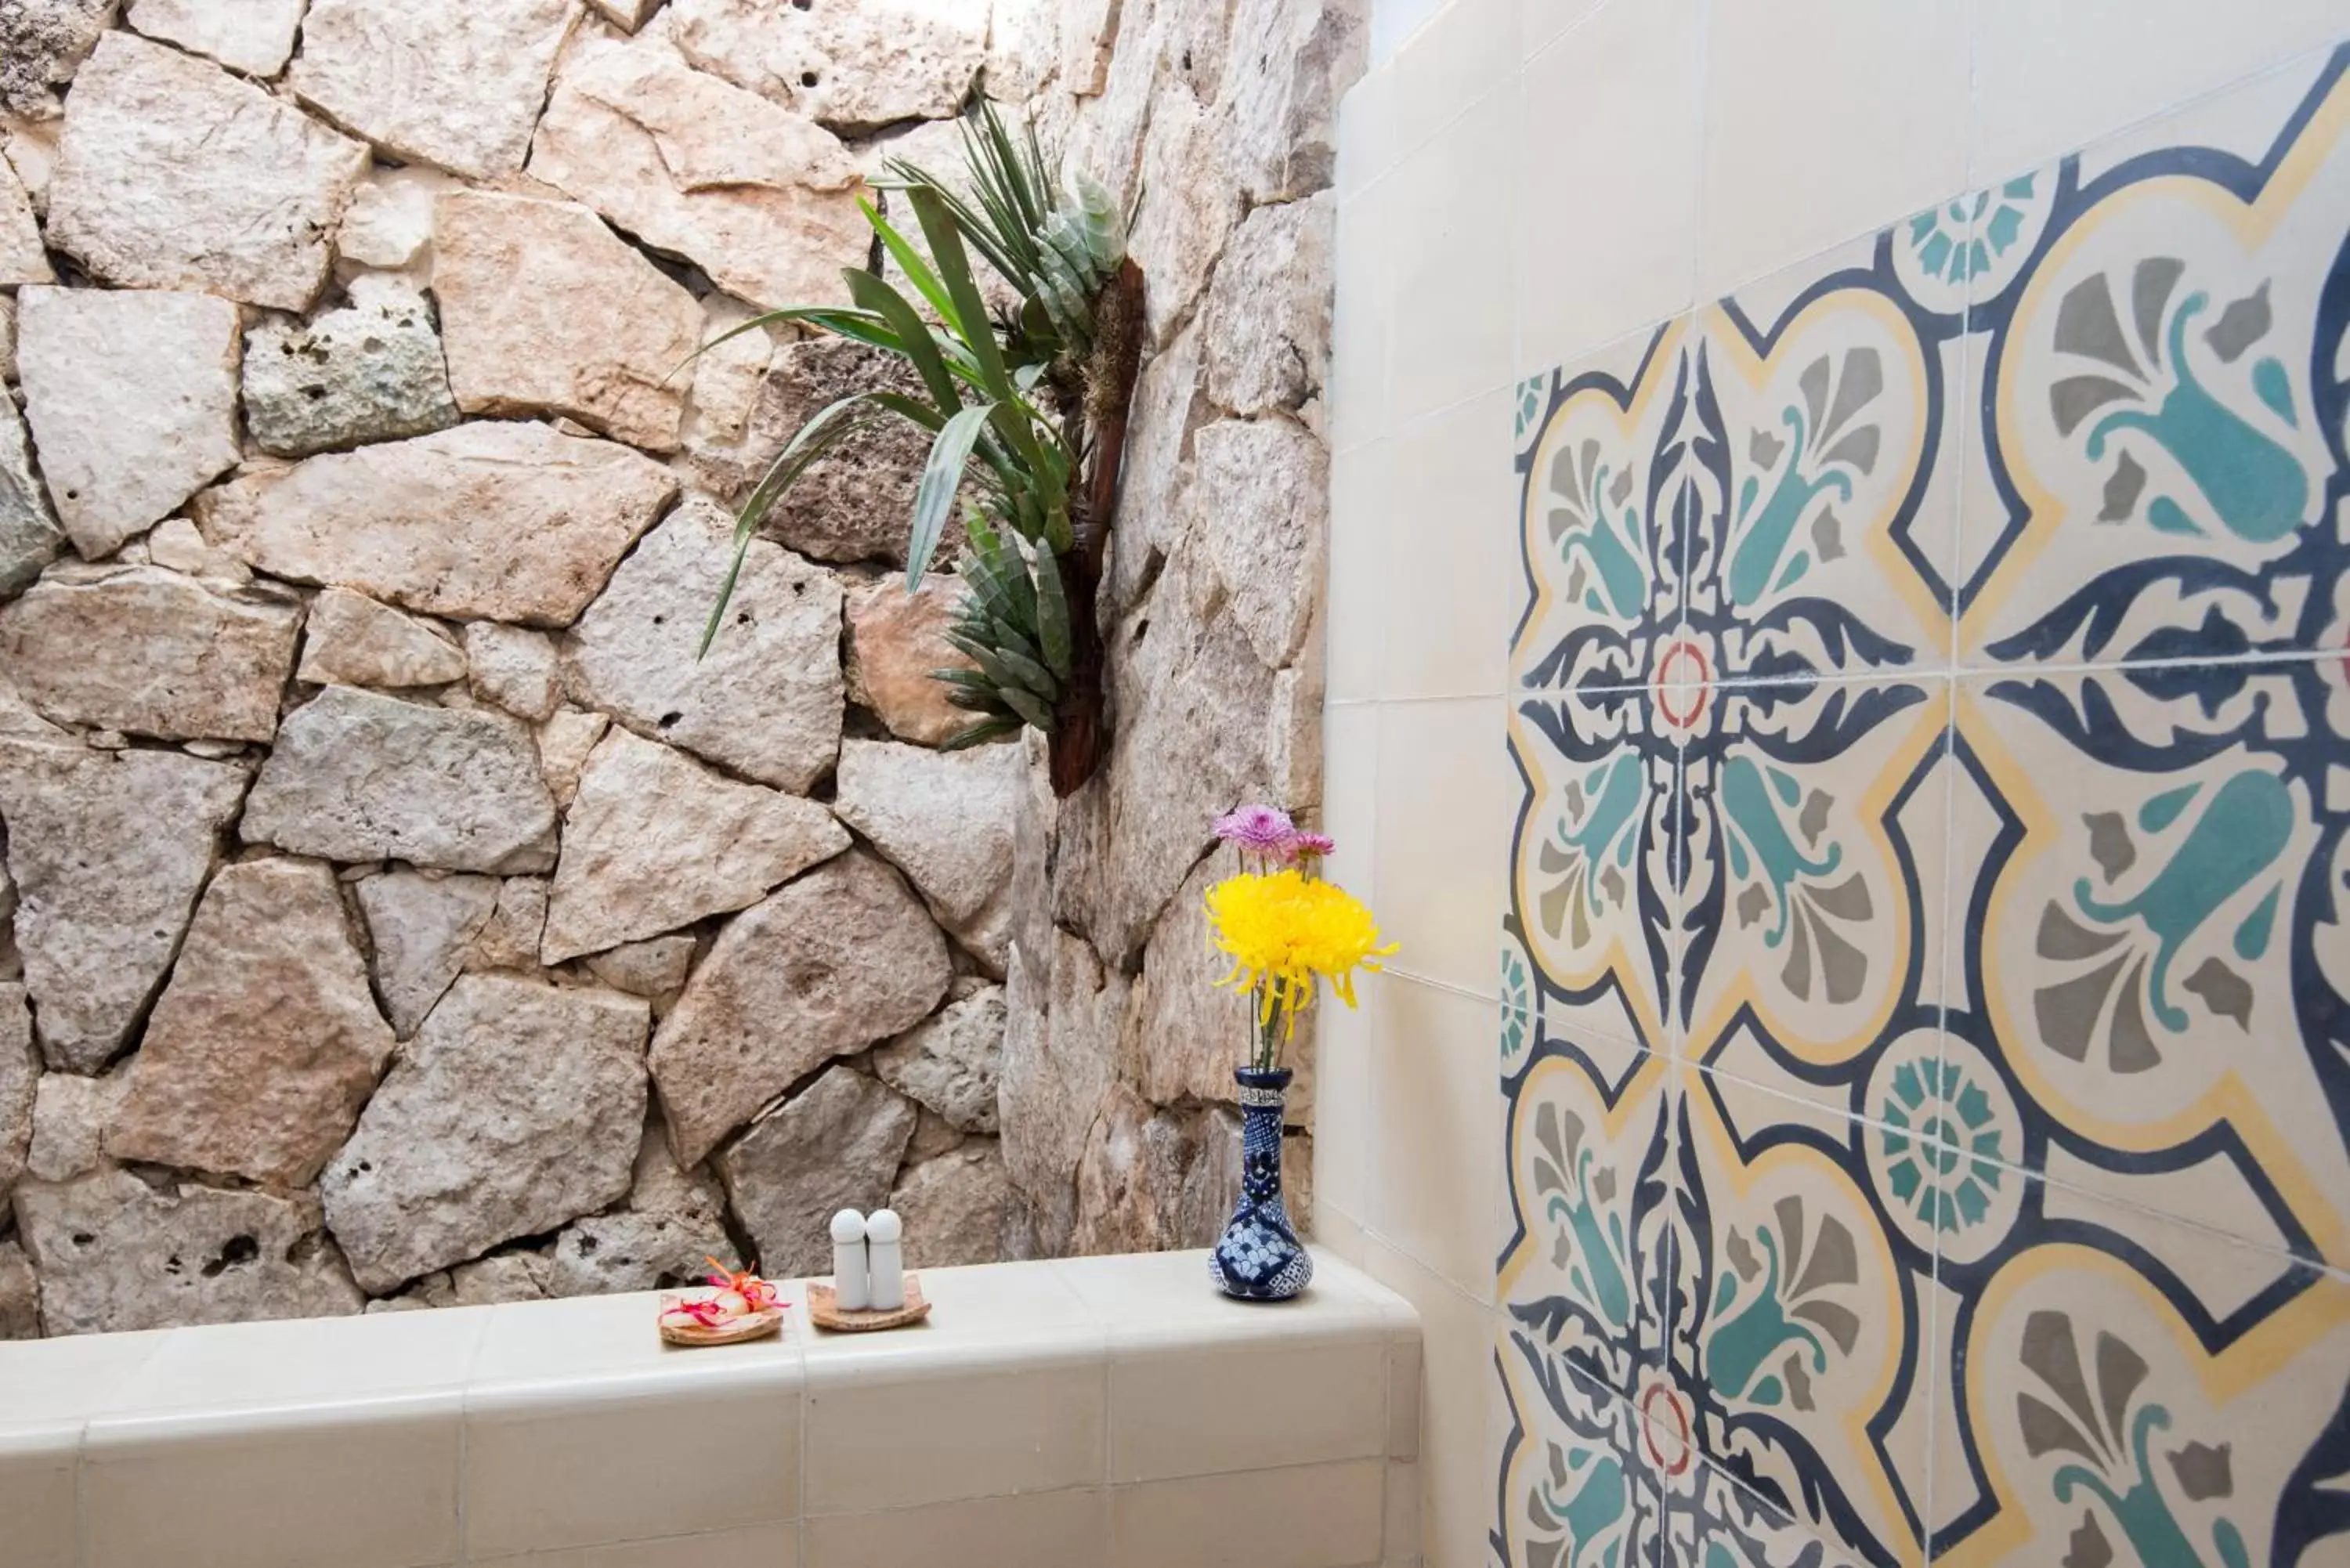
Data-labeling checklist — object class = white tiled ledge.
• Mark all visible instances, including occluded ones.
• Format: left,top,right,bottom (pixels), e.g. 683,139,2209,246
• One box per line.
0,1248,1423,1568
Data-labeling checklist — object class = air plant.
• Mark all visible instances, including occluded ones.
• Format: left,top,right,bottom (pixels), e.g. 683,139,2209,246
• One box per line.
694,100,1143,790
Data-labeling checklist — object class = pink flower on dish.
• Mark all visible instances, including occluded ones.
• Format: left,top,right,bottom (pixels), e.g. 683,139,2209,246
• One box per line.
1213,804,1296,858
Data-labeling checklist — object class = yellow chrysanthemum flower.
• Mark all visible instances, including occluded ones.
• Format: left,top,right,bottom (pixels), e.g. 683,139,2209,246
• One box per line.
1205,869,1397,1035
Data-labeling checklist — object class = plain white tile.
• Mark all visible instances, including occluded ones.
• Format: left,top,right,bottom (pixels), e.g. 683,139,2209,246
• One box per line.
1386,89,1517,422
1112,1460,1387,1568
1513,0,1704,373
0,1428,78,1568
1384,1458,1423,1566
1973,0,2350,181
790,1257,1097,1369
479,1523,798,1567
1311,956,1379,1232
1326,440,1391,702
1383,388,1515,699
1386,0,1521,157
1330,182,1393,452
1050,1248,1395,1338
1372,0,1455,66
1698,0,1972,298
1361,1243,1500,1568
1320,700,1379,901
82,1395,462,1568
1520,0,1605,58
471,1291,796,1389
0,1328,168,1428
1338,65,1402,201
108,1305,493,1417
463,1364,800,1559
1366,980,1506,1302
1109,1332,1390,1481
803,1488,1106,1568
1372,697,1509,999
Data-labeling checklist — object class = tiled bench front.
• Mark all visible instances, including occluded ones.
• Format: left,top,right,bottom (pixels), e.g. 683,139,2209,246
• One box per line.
0,1248,1423,1568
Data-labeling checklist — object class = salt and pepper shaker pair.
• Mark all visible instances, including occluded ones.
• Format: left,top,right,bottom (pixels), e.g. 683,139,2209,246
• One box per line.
827,1207,905,1311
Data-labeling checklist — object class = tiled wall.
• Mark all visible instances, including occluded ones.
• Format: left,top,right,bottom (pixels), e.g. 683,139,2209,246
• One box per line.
1315,2,2350,1566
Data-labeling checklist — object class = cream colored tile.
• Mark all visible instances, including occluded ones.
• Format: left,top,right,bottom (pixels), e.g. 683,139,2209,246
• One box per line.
1372,697,1508,1000
1387,89,1517,423
109,1305,493,1416
1331,182,1392,453
1974,0,2350,180
1362,1242,1502,1568
1521,0,1604,56
1112,1459,1386,1568
1372,0,1452,67
804,1346,1106,1513
480,1523,798,1567
1386,0,1520,157
790,1256,1096,1369
0,1328,167,1428
83,1396,461,1568
0,1429,78,1568
1383,387,1514,699
804,1488,1106,1568
472,1291,796,1389
1312,958,1378,1229
1314,1195,1372,1266
1388,1315,1423,1461
1051,1248,1394,1335
1384,1458,1423,1566
1513,0,1704,373
1338,64,1400,201
1326,441,1390,702
463,1364,800,1560
1367,978,1505,1301
1697,0,1972,298
1110,1332,1388,1481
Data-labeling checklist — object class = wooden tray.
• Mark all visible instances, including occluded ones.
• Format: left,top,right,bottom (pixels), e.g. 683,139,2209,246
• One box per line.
657,1296,786,1348
808,1275,931,1332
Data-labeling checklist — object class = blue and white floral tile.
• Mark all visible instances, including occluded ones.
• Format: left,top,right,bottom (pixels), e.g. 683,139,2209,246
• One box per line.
1663,1060,1932,1568
1658,1447,1870,1568
1508,685,1683,1059
1515,323,1700,697
1923,1165,2350,1566
1957,51,2350,671
1673,676,1954,1122
1500,1024,1673,1406
1495,1333,1665,1568
1949,659,2350,1271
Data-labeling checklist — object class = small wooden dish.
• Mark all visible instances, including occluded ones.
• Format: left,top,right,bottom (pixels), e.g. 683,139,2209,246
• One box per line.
657,1295,786,1348
808,1276,931,1332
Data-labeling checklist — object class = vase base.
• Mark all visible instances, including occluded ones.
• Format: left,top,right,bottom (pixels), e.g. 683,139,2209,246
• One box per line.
1207,1236,1314,1302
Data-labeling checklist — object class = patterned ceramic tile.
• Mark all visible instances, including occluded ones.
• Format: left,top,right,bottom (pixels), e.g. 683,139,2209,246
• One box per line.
1958,53,2350,668
1494,1335,1665,1568
1502,42,2350,1568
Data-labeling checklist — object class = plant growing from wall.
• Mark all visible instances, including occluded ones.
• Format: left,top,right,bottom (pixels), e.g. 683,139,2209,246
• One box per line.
698,103,1145,796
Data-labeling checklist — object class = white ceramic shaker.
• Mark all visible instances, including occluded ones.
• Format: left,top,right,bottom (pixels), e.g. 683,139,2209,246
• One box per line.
866,1208,905,1311
829,1207,870,1310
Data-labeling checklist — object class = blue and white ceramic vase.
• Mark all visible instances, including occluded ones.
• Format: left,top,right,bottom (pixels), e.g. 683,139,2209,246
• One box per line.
1209,1068,1313,1301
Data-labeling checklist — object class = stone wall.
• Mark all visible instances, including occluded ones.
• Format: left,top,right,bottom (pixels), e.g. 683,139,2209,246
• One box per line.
0,0,1354,1336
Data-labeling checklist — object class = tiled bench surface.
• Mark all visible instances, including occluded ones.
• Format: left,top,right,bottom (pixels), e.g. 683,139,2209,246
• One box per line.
0,1248,1423,1568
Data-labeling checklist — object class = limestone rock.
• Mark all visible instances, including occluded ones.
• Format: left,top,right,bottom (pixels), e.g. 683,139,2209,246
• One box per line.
1128,81,1242,342
718,1065,916,1277
0,565,301,742
1193,417,1327,668
463,622,560,721
1107,322,1207,611
16,284,242,558
0,983,34,1190
354,869,499,1038
125,0,307,76
562,497,844,793
537,706,609,807
290,0,579,180
1133,846,1255,1107
434,192,701,452
1072,1085,1156,1255
244,686,559,873
1058,0,1114,95
0,1238,35,1339
0,389,62,600
890,1140,1009,1269
0,156,47,284
0,0,114,118
1204,194,1332,415
669,0,985,132
336,164,461,273
244,277,459,459
463,875,548,972
529,32,869,313
998,930,1126,1255
194,421,679,627
105,858,393,1187
653,850,949,1165
833,739,1021,972
584,934,696,999
586,0,659,29
298,588,466,689
0,738,248,1072
0,294,15,379
907,1105,964,1162
691,337,938,565
550,1114,737,1295
872,984,1004,1134
28,1067,125,1180
1216,0,1363,203
377,1250,554,1311
844,573,980,746
320,974,649,1294
143,517,248,583
984,0,1057,102
681,296,775,450
15,1168,364,1335
48,33,367,309
543,727,848,965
